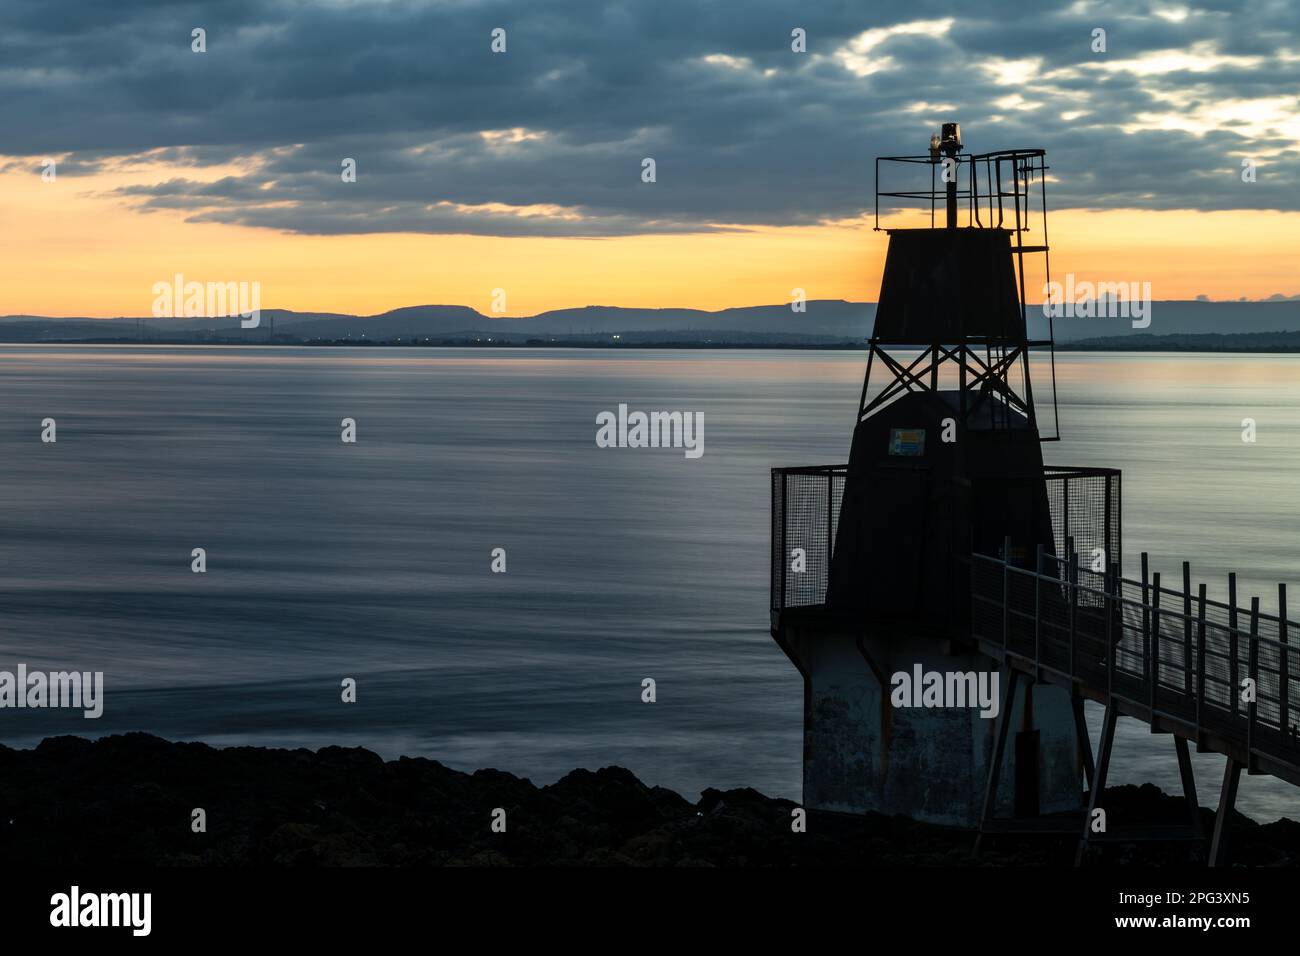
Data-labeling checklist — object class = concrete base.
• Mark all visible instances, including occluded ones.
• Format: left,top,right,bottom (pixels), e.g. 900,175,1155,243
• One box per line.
776,623,1082,827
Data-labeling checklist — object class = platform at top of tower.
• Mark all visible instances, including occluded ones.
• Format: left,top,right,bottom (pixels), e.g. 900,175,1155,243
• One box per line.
873,227,1024,344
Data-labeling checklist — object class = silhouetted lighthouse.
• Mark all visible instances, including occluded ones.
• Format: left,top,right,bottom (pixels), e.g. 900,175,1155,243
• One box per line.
771,125,1115,826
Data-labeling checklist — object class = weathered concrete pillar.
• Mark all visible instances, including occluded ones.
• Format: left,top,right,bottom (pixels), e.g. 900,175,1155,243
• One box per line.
776,624,1081,826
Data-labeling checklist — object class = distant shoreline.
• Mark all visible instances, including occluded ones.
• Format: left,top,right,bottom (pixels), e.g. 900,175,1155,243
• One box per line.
6,338,1300,354
3,300,1299,353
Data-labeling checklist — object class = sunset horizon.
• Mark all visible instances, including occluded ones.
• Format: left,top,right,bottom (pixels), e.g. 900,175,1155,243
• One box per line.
6,193,1300,317
5,0,1300,934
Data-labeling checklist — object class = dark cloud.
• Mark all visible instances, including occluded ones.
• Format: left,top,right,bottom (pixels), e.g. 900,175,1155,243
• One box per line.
2,0,1297,236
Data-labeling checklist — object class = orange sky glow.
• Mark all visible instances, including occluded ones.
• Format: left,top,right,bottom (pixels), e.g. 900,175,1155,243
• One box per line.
2,160,1296,318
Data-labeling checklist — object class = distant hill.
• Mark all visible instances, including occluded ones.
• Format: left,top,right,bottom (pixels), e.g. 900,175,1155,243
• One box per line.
2,299,1299,348
0,302,874,345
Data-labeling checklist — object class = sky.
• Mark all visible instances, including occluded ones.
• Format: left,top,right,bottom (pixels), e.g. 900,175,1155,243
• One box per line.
1,0,1298,317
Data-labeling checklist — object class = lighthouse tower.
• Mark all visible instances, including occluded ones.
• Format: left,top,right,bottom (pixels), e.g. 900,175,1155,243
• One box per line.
771,125,1098,826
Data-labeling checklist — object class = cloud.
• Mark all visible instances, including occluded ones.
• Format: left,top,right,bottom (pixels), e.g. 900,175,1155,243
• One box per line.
2,0,1298,236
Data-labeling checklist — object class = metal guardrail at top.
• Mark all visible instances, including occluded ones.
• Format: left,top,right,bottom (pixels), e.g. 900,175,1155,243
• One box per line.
874,149,1050,241
769,464,1120,613
969,546,1300,780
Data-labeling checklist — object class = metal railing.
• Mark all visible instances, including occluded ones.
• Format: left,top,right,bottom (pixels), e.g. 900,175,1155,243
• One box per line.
770,464,1120,613
970,546,1300,776
874,149,1049,242
770,464,846,612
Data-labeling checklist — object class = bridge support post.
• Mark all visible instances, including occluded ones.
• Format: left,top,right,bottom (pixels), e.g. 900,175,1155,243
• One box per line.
1208,758,1241,868
973,667,1021,858
1075,703,1117,866
1174,736,1204,850
1072,695,1095,791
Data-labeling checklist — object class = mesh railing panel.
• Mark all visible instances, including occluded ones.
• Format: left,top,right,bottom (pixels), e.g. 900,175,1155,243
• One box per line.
770,466,845,611
771,464,1119,613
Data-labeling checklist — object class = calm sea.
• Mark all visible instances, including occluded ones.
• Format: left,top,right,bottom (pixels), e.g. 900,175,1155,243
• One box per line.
0,346,1297,822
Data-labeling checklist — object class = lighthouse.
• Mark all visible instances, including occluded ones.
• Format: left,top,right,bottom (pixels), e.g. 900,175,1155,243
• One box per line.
771,125,1117,827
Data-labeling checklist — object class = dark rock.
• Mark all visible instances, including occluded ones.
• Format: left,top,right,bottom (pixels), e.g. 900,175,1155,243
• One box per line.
0,733,1294,866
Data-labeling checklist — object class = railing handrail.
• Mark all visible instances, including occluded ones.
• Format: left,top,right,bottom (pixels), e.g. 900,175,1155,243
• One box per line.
973,550,1300,651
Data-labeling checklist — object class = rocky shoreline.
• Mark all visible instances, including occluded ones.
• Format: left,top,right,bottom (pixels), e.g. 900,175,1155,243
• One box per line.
1,733,1297,866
